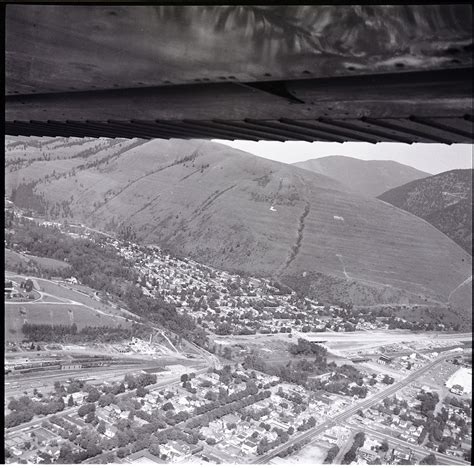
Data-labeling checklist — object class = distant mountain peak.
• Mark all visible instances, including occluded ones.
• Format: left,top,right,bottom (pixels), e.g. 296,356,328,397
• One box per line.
293,156,429,198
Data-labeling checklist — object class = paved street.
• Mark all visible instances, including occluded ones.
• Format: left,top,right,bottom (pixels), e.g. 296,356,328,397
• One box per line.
254,351,468,464
346,423,468,465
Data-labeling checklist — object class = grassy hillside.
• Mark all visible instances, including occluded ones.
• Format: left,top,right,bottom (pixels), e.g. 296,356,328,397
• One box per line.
5,249,70,277
378,169,472,254
5,138,472,324
294,155,429,197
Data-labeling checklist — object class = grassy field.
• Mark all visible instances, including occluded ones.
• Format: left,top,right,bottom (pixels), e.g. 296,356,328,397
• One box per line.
5,249,32,270
5,249,70,276
4,274,144,344
277,443,328,464
4,302,133,342
27,254,70,271
215,334,301,365
20,277,128,315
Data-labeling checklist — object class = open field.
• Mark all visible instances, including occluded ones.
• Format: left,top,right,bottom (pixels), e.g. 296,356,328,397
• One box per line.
272,443,328,464
5,272,136,323
4,303,133,342
214,330,471,358
5,249,32,270
5,249,70,272
299,330,472,354
26,255,70,271
32,277,138,319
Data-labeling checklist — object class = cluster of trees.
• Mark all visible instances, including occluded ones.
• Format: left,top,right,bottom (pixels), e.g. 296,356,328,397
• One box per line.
420,454,437,465
187,389,271,430
242,406,271,422
244,346,370,399
102,417,200,457
342,432,366,464
324,445,340,464
297,416,316,432
46,416,81,443
56,444,90,464
10,182,49,216
21,322,143,343
444,396,471,411
385,316,449,332
289,339,328,360
243,350,268,373
78,403,96,418
6,395,65,428
256,431,290,455
311,364,369,398
117,224,137,243
278,441,305,458
417,391,440,417
382,374,395,384
5,408,35,428
124,372,157,390
276,386,304,405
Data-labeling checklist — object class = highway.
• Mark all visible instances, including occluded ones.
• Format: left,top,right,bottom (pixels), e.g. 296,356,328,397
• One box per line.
346,423,469,465
253,351,464,464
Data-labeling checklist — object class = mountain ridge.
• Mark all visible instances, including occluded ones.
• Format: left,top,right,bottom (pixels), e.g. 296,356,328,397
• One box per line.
293,155,430,197
378,169,472,255
5,137,472,325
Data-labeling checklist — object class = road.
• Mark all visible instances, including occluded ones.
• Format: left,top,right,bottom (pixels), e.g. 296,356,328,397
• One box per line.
253,351,464,464
5,272,134,326
333,430,354,464
185,340,221,369
346,424,468,466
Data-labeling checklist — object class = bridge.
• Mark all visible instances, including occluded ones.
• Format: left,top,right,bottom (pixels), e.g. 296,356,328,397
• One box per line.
5,4,473,143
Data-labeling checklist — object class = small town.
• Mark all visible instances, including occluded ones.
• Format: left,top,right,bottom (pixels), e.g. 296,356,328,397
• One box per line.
4,205,473,465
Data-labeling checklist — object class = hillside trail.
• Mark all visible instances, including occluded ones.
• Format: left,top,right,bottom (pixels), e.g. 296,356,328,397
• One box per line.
448,275,472,301
336,254,350,279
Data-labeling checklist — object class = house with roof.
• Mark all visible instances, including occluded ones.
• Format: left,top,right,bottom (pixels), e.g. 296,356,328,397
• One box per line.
105,425,118,439
201,451,224,464
69,391,88,405
391,446,412,462
268,417,290,431
241,440,257,455
168,440,191,457
109,404,122,415
358,447,379,463
128,449,164,464
377,355,393,365
157,445,181,461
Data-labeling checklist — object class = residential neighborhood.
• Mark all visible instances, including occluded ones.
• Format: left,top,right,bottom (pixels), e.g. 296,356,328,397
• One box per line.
4,200,472,465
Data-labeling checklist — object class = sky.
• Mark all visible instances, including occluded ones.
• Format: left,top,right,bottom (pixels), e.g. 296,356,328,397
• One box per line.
213,140,472,175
